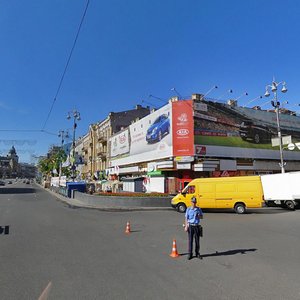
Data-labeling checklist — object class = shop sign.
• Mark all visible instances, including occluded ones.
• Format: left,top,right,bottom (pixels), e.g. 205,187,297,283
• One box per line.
195,145,206,155
147,170,162,176
176,162,191,170
174,156,194,162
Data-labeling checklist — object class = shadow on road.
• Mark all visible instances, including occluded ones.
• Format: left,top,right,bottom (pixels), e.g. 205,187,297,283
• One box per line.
202,248,257,258
0,187,36,194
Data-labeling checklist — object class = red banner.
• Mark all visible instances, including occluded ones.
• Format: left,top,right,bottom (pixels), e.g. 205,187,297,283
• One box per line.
172,100,194,156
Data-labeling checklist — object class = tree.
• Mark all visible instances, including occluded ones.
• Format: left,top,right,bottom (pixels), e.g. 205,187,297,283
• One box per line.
38,149,68,179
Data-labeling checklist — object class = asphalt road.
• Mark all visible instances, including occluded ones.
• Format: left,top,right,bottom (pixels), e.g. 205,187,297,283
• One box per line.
1,182,300,300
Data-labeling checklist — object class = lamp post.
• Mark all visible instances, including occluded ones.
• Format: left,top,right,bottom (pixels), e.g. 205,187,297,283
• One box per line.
217,89,233,100
264,80,288,173
67,110,81,181
58,130,69,186
170,87,182,99
243,95,263,107
200,85,218,101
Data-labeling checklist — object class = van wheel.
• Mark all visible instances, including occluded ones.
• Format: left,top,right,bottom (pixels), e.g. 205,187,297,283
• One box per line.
285,200,295,210
234,203,246,214
177,203,187,213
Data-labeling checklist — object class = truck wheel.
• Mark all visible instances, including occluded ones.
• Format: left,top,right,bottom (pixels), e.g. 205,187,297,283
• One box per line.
285,200,295,210
234,203,246,214
177,203,187,213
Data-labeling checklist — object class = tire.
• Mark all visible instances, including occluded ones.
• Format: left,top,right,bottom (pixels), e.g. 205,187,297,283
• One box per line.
158,130,162,141
234,203,246,214
177,203,187,213
254,133,260,144
285,200,295,210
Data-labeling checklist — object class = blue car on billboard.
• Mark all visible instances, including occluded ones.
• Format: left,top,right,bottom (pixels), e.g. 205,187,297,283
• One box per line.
146,114,170,143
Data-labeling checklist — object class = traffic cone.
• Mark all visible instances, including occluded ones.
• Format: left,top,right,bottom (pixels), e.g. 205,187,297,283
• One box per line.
170,239,179,258
125,221,131,234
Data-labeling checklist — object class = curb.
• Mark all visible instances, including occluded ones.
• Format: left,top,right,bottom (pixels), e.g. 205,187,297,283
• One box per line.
39,184,173,212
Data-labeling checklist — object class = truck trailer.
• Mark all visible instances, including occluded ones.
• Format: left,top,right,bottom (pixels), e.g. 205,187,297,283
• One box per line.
260,172,300,210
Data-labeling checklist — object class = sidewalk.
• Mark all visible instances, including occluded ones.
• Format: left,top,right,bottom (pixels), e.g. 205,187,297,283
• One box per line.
41,184,173,212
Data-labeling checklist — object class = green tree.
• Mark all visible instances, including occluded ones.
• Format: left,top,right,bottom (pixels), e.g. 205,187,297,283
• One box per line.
38,149,68,178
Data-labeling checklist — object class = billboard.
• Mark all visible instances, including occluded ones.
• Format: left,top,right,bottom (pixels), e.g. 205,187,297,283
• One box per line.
172,100,194,156
110,129,130,157
194,100,300,160
110,103,173,165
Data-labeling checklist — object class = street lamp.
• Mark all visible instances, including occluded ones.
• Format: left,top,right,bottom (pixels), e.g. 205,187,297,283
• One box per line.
234,91,248,101
243,95,263,107
67,110,81,181
264,79,288,173
200,85,218,100
58,130,69,186
170,87,182,99
217,89,233,100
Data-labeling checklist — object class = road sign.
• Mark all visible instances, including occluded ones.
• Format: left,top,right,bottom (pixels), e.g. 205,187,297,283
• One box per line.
271,135,292,147
288,143,295,151
295,142,300,150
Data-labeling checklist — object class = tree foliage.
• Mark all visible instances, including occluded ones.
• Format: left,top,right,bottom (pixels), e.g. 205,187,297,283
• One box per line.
38,149,68,178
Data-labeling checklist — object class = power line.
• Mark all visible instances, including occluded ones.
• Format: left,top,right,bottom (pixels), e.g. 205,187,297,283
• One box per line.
41,0,90,130
0,129,58,136
0,129,41,132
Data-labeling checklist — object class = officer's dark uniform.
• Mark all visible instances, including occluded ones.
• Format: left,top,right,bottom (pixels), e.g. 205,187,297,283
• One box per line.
185,197,203,260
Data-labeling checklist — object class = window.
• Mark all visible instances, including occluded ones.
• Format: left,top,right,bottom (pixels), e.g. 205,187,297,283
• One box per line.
182,185,195,194
188,185,195,194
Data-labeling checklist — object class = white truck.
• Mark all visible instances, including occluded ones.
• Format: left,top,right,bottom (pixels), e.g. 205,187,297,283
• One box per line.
261,172,300,210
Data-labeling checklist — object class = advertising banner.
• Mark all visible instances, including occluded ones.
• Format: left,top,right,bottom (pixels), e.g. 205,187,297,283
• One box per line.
110,129,130,157
194,100,300,160
110,103,173,165
172,100,194,156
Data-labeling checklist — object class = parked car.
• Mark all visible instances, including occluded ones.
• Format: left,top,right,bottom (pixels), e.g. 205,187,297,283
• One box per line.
146,114,170,143
7,180,12,184
0,180,5,186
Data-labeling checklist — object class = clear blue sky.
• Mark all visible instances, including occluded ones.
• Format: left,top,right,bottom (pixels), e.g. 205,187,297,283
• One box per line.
1,0,300,163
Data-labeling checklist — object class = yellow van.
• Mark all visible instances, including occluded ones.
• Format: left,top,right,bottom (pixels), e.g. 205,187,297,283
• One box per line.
171,176,264,214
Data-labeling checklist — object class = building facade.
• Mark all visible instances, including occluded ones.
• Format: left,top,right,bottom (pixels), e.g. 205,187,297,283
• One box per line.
74,105,150,180
108,94,300,194
0,146,19,178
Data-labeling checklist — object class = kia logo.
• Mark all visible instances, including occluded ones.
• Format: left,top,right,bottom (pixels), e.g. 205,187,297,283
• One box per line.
177,129,189,136
119,134,126,144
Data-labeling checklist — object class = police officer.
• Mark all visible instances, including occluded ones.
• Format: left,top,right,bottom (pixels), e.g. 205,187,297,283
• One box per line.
184,196,203,260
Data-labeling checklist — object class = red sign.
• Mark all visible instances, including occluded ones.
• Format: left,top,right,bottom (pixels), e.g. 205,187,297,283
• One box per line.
172,100,194,156
195,145,206,155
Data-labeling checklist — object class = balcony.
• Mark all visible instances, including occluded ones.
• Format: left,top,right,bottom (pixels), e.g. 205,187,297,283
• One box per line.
97,151,106,158
97,134,107,143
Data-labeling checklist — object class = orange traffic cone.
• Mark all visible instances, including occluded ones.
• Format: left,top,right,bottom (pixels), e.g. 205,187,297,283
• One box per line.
170,239,179,258
125,221,131,234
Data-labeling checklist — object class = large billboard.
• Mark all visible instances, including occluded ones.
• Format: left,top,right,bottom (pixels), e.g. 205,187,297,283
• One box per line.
172,100,194,156
194,100,300,160
110,103,173,165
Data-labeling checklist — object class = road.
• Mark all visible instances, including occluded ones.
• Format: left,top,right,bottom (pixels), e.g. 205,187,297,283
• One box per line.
1,181,300,299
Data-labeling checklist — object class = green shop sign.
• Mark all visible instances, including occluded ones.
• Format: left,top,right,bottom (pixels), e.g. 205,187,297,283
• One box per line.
147,170,162,176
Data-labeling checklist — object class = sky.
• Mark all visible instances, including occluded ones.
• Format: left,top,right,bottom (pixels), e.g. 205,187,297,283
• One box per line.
1,0,300,163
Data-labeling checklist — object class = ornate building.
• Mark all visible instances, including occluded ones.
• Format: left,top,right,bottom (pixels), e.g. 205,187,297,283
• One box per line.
0,146,19,178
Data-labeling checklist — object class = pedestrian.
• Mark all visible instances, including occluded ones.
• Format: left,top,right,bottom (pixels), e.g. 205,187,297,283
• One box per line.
184,196,203,260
